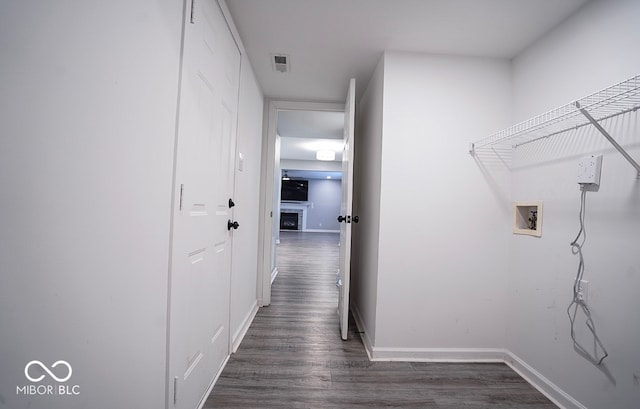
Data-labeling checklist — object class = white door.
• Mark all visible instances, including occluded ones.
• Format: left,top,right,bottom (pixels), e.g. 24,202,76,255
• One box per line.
168,0,240,408
338,78,356,340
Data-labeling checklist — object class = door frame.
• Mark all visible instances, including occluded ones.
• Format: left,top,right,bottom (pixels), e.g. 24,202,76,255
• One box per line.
257,99,345,306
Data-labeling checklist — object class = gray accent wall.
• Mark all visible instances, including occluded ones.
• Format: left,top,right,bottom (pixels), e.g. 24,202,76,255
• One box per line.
306,179,342,231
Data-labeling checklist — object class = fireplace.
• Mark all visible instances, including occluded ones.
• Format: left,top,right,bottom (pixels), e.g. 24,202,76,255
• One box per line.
279,203,308,231
280,212,299,230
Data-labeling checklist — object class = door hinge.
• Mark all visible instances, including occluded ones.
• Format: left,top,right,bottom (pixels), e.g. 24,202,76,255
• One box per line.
190,0,195,24
173,376,178,404
179,184,184,211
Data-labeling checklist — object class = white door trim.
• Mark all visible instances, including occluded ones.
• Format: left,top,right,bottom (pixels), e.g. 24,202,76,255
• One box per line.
257,99,345,306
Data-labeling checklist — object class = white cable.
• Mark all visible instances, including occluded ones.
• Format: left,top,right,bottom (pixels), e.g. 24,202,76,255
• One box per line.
566,187,608,366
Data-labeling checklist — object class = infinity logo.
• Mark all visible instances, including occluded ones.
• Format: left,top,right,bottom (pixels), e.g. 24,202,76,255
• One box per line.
24,360,72,383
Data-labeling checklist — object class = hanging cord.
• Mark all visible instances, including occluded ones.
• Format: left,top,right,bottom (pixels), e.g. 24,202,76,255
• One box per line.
566,188,609,366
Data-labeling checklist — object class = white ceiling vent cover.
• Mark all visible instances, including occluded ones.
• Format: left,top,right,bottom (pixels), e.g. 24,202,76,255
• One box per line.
271,54,290,73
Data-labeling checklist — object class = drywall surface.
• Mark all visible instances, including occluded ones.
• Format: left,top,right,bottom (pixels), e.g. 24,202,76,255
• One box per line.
351,56,385,346
509,0,640,407
306,179,342,231
230,56,264,347
513,0,640,120
374,52,512,351
280,159,342,172
0,1,182,408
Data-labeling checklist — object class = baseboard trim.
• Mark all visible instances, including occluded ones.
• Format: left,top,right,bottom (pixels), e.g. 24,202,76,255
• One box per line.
231,301,259,353
303,229,340,233
505,352,586,409
350,304,374,360
196,354,230,409
205,305,583,409
271,267,278,284
349,339,584,408
369,347,508,362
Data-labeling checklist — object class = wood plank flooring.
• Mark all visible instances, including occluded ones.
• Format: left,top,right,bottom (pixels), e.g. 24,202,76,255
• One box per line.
205,231,557,409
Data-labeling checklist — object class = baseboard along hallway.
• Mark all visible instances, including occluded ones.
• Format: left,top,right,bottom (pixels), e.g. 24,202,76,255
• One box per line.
205,232,557,408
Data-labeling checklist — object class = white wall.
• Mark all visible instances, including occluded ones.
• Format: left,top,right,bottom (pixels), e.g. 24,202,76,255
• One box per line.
508,1,640,408
274,136,282,236
280,159,342,172
352,56,385,349
0,1,182,408
373,52,512,355
513,0,640,121
352,1,640,406
230,56,264,350
0,1,266,407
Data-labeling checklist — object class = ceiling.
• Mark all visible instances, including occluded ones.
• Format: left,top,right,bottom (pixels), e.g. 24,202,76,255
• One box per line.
226,0,590,102
226,0,590,176
278,110,344,180
278,110,345,162
277,110,344,140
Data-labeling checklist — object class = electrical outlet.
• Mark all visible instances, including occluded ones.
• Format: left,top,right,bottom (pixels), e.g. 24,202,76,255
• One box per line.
577,279,589,303
577,154,603,186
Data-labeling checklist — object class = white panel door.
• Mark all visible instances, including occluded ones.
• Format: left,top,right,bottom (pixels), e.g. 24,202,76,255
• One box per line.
168,1,240,408
338,78,356,340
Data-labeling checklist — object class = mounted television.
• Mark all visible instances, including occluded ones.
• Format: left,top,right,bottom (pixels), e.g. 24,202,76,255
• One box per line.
281,179,308,201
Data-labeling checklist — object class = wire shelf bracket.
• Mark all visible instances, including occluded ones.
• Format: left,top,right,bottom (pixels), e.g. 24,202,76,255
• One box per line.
470,74,640,179
576,102,640,178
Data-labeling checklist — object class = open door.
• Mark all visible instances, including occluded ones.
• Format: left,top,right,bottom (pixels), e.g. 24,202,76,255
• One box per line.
338,78,356,340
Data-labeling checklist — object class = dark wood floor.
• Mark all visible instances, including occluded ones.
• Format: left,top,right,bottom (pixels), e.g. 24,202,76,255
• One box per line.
205,231,557,409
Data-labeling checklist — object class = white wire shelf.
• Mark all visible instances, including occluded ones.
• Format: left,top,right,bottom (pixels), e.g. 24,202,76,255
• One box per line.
470,74,640,151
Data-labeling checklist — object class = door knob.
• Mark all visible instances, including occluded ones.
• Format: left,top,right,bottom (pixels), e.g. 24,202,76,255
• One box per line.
227,220,239,230
228,198,235,208
352,216,359,223
337,215,346,223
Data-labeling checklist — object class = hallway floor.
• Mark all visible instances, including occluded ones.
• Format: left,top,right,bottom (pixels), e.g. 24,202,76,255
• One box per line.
205,231,557,408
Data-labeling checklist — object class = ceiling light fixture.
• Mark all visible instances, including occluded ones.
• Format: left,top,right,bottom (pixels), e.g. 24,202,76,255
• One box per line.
304,140,345,152
316,150,335,161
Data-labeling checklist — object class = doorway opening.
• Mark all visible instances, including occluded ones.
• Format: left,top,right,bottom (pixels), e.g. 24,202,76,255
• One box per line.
258,78,355,341
257,101,345,308
275,108,345,283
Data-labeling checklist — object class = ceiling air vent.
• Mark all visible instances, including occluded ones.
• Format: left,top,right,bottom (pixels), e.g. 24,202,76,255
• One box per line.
271,54,290,73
